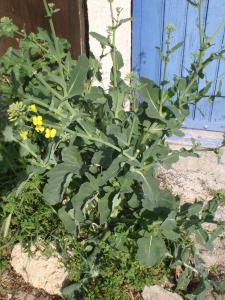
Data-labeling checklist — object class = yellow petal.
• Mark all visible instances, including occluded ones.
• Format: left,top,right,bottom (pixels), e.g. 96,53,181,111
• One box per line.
32,116,37,125
19,131,28,141
37,115,43,126
50,128,57,138
39,126,45,133
35,125,45,133
28,104,37,112
45,128,51,138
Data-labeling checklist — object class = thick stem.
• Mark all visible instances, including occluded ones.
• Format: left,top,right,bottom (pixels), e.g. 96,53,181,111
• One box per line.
109,0,117,88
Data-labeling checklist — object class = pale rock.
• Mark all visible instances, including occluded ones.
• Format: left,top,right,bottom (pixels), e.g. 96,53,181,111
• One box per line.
142,285,183,300
10,243,67,296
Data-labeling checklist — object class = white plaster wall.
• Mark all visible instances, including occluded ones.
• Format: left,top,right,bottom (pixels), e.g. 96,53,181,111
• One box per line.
87,0,131,89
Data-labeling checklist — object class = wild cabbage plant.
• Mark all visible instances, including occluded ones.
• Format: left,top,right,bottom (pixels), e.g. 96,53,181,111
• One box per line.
0,0,225,298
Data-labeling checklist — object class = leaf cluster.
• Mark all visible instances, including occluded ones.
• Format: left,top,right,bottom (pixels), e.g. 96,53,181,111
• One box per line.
0,1,225,299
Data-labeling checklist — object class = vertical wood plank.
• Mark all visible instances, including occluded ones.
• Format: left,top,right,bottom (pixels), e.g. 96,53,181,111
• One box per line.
139,0,164,84
161,0,188,82
182,0,208,127
0,0,87,58
195,0,225,127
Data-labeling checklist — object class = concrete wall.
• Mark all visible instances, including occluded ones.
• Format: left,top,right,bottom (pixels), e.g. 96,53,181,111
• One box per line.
87,0,131,89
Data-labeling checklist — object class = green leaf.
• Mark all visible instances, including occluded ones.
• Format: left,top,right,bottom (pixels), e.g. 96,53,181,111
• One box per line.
90,32,110,47
3,126,14,142
176,268,191,291
128,194,140,209
62,145,82,165
118,18,132,26
136,233,167,267
0,213,12,239
161,211,180,241
98,192,111,224
67,55,89,98
43,163,80,205
138,78,164,121
58,206,76,234
132,170,177,211
170,42,184,54
156,47,164,60
113,50,124,70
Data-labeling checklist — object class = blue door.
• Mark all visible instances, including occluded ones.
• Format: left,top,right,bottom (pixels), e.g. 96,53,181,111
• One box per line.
132,0,225,132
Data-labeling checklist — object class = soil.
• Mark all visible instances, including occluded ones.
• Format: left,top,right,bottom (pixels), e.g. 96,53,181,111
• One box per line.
0,266,63,300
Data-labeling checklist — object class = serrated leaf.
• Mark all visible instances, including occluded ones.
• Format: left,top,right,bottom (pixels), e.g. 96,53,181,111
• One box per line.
67,55,89,98
136,234,167,267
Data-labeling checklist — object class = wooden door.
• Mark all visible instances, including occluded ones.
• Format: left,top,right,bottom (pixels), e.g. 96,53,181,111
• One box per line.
132,0,225,132
0,0,87,58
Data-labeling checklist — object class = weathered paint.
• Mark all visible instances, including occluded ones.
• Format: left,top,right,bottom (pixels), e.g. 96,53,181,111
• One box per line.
132,0,225,132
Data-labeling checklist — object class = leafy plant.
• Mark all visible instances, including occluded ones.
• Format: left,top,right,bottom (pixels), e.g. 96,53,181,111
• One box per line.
1,0,225,299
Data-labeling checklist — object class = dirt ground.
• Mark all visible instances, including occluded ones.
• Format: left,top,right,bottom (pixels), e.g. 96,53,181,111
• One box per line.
0,266,62,300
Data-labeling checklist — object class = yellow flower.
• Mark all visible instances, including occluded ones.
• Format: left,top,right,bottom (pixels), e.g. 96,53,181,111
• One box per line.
19,131,28,141
28,104,37,113
35,125,45,133
32,115,42,126
45,128,57,139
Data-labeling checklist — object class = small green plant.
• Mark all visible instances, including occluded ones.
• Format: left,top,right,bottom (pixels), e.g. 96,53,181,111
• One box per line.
0,174,62,248
1,0,225,299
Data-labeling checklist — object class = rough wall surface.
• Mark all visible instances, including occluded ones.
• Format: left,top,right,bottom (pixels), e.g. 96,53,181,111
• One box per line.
87,0,131,88
157,150,225,203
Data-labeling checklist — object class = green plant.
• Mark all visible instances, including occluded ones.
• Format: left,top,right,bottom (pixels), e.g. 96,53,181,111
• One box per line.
1,0,225,299
0,174,66,259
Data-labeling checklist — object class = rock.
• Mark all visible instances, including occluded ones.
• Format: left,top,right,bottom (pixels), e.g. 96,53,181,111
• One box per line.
156,150,225,203
11,244,67,296
142,285,183,300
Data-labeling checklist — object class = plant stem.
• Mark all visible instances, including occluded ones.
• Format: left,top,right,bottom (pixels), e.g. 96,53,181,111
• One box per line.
42,0,67,97
109,0,117,88
44,122,136,161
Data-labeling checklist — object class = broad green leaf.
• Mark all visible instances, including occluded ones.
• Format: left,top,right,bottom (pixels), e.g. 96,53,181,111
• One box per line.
128,194,140,209
90,32,110,47
43,163,80,205
136,233,167,267
176,268,191,291
3,126,14,142
132,170,177,211
161,211,180,241
67,55,89,98
98,192,111,224
138,78,164,121
111,50,124,70
98,155,125,186
58,206,76,234
195,227,213,251
62,145,82,165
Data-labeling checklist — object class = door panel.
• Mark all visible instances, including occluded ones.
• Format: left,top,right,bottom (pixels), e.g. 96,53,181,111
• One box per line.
132,0,225,132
